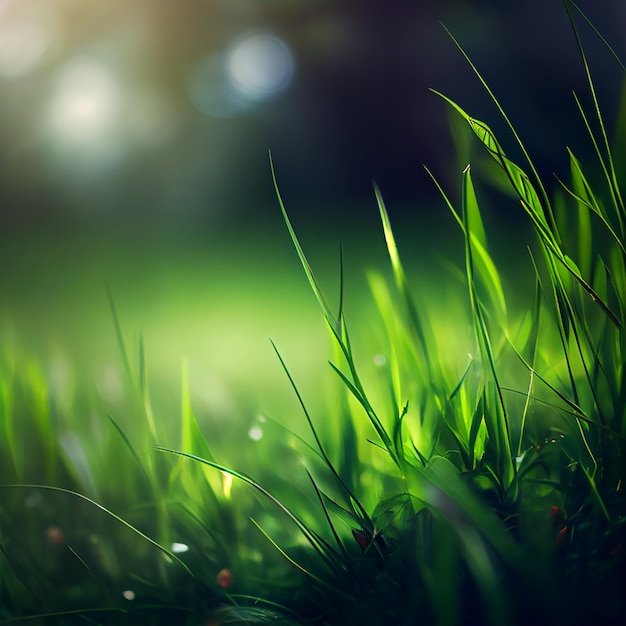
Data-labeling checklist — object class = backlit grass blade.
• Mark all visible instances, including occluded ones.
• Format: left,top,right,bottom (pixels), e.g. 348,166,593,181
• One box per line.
270,341,371,523
461,165,513,487
374,184,433,374
270,151,336,331
171,359,222,505
272,155,403,470
434,90,622,328
572,90,625,232
155,447,343,574
564,0,625,220
568,0,626,71
328,360,397,466
438,23,556,236
556,150,626,257
432,91,554,238
138,333,158,442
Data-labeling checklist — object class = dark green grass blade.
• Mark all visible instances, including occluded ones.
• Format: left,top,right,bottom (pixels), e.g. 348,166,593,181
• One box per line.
270,152,337,330
249,519,336,591
0,485,193,578
568,0,626,71
0,607,130,624
107,415,148,475
564,0,625,221
304,469,351,564
105,284,133,385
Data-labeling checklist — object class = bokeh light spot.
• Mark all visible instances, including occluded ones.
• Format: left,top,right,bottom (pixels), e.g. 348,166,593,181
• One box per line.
171,542,189,553
226,34,294,100
373,354,387,367
0,3,61,78
248,425,263,441
47,57,121,145
187,33,294,119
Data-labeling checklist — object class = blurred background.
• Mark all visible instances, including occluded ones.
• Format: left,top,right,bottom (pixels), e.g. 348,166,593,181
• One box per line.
1,0,624,430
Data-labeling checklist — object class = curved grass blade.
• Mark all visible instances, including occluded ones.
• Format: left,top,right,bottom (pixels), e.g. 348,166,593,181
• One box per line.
249,518,337,592
270,151,336,331
0,484,193,578
270,341,372,524
437,24,556,236
155,447,343,573
374,184,433,376
564,0,625,220
304,470,350,561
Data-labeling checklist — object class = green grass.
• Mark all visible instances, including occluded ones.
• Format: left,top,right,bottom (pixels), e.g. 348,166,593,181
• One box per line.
1,1,624,624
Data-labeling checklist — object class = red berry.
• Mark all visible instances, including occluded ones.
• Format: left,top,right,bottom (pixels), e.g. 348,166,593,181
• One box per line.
216,568,233,589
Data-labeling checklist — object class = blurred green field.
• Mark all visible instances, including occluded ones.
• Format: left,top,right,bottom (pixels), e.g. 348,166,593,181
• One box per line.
1,5,623,621
0,208,467,451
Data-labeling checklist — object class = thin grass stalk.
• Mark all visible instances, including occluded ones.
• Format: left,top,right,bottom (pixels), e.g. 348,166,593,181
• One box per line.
0,484,194,578
270,340,372,525
155,447,344,576
271,155,403,470
564,0,625,223
462,165,513,487
439,25,559,243
374,185,433,383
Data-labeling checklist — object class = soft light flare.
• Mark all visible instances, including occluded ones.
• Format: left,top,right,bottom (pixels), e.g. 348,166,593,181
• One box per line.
47,57,121,145
226,34,294,100
0,3,61,78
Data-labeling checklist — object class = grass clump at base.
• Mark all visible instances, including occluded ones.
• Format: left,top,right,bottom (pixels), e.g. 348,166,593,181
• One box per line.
1,2,624,624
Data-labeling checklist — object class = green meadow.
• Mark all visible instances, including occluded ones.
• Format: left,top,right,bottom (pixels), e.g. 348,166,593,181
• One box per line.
1,3,624,624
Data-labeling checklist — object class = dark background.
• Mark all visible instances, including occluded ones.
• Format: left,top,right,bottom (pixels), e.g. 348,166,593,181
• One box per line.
1,0,624,237
0,0,624,405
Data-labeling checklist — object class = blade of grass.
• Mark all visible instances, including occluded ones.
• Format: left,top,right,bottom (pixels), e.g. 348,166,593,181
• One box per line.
105,284,133,385
155,447,343,574
0,484,193,578
270,341,372,523
438,23,557,239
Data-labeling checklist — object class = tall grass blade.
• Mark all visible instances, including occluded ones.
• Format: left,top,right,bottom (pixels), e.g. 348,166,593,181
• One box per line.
437,24,556,236
269,152,336,330
270,341,372,523
105,284,133,385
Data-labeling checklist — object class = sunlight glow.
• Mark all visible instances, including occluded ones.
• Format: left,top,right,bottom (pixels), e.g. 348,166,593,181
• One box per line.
0,3,61,78
222,471,233,499
47,57,121,145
